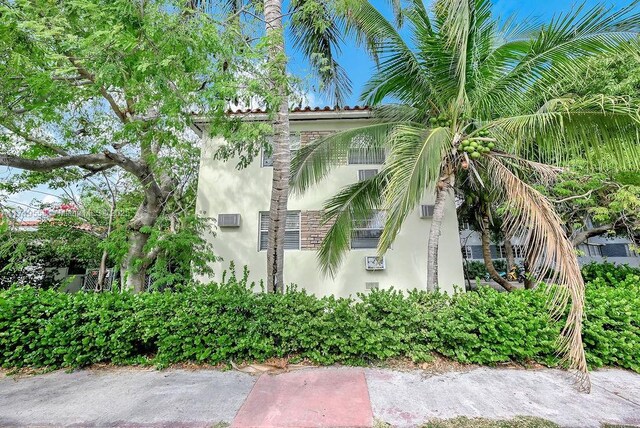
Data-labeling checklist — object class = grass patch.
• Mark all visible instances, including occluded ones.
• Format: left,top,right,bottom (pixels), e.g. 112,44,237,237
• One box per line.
421,416,559,428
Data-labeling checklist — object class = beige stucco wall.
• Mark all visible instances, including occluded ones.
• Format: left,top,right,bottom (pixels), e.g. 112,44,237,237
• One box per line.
195,117,465,297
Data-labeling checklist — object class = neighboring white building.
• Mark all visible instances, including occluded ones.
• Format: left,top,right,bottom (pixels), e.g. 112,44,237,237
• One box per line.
459,223,640,267
194,106,465,297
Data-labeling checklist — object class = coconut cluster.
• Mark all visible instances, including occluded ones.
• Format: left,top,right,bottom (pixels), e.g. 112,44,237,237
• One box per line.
458,130,494,159
428,115,452,127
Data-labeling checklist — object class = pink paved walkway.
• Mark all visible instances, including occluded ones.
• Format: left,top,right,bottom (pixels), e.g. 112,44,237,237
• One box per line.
232,369,373,428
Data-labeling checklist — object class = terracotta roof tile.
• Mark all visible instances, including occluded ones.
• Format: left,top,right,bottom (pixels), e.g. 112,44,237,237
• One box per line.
226,105,370,114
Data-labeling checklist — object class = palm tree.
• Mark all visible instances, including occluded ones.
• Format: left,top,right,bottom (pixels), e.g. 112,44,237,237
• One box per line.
291,0,640,391
189,0,354,292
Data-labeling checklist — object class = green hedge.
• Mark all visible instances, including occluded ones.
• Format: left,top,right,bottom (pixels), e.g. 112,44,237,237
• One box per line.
1,265,638,371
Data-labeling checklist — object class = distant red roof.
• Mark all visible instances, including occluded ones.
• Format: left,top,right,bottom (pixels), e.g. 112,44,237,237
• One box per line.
17,219,94,232
226,105,371,114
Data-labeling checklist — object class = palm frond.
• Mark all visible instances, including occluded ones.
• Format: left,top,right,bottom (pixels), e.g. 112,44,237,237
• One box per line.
378,125,452,253
488,96,640,171
433,0,473,105
485,155,590,392
317,172,388,276
290,122,395,194
289,0,352,105
472,1,640,114
342,0,433,107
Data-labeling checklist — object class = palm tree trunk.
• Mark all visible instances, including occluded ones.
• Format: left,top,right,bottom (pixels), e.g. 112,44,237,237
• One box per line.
426,170,454,291
504,233,515,272
524,250,535,290
264,0,290,293
481,210,514,292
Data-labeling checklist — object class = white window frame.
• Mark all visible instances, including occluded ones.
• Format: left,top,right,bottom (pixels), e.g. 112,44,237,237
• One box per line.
461,246,473,259
258,211,301,251
578,244,603,257
496,244,527,259
261,134,301,167
351,210,385,249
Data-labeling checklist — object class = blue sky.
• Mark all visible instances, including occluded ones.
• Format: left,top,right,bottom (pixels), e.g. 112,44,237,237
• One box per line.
288,0,632,107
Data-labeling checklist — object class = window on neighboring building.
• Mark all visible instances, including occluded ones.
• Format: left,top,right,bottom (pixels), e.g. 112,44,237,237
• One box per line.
461,246,473,259
261,134,301,167
512,245,526,258
351,210,385,249
259,211,300,250
495,244,526,259
348,135,385,164
459,221,471,230
578,244,603,257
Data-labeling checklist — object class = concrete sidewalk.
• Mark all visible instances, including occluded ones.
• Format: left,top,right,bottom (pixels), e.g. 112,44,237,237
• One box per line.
1,366,639,427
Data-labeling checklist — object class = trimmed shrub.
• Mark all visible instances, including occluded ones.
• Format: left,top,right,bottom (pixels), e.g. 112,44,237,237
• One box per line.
0,268,638,371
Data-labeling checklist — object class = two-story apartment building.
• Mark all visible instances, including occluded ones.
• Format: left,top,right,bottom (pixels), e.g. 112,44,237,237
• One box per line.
194,106,465,297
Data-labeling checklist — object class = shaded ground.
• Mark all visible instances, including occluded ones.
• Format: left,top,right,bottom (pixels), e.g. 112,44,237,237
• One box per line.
0,366,639,427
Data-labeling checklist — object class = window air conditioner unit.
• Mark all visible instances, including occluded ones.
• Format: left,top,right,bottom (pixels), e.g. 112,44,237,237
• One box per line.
420,204,435,218
365,256,386,271
218,213,241,227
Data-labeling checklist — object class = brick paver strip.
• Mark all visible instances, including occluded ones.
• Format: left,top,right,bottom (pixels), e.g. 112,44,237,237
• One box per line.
232,368,373,428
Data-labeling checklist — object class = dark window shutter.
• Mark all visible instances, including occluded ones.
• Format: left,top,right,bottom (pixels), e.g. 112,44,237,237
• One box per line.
601,244,628,257
490,245,498,259
471,245,484,260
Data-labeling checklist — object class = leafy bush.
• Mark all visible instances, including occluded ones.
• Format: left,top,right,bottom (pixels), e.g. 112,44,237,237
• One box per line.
581,262,640,284
1,266,638,371
464,261,488,280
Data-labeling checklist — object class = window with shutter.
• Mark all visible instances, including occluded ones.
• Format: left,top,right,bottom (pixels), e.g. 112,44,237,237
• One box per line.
261,134,301,167
358,169,378,181
258,211,300,250
351,210,385,249
348,135,385,164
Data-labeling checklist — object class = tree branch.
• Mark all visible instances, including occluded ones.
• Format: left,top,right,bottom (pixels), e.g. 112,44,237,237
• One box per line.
571,223,616,246
0,153,116,172
66,56,129,123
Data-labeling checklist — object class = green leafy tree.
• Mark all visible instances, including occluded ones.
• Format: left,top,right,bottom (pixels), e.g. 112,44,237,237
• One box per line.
541,47,640,248
291,0,640,390
545,161,640,247
0,0,264,292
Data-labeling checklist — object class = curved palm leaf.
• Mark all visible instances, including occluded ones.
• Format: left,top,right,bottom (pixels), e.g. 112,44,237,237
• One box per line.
484,155,590,392
290,122,395,194
379,125,452,252
317,171,388,276
489,96,640,170
472,2,640,115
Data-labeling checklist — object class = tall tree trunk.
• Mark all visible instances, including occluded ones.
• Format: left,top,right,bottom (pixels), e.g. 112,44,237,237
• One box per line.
122,197,163,293
96,250,109,292
524,250,535,290
427,163,456,291
264,0,290,293
427,181,448,291
504,233,515,272
481,211,514,292
97,200,115,291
